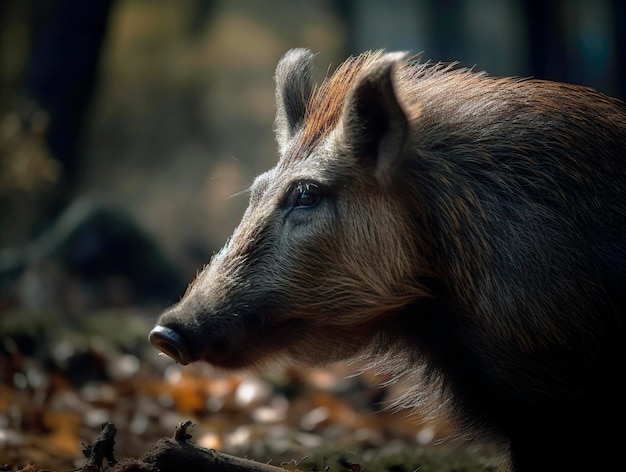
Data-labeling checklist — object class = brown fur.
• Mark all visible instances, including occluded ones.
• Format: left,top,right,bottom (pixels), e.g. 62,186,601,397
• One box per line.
294,51,385,158
152,49,626,471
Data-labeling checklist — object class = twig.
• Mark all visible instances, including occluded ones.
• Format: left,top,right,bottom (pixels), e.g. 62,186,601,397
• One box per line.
80,422,117,471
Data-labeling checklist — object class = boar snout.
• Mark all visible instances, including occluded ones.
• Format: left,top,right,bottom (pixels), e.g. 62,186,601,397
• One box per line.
150,299,262,368
149,325,192,365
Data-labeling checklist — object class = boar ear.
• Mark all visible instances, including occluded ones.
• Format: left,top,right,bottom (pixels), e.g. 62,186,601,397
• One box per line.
340,52,410,186
274,48,315,154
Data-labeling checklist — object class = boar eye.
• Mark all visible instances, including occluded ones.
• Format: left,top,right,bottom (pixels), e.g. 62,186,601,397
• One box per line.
295,182,321,209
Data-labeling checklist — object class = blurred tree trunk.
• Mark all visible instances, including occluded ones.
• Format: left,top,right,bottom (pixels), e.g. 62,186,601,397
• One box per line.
25,0,115,189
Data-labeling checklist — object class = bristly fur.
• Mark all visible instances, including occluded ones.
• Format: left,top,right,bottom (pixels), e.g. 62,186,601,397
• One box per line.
154,49,626,472
286,51,385,162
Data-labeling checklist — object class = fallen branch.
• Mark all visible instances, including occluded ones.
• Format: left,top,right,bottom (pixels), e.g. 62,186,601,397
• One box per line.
81,421,291,472
140,420,286,472
142,437,289,472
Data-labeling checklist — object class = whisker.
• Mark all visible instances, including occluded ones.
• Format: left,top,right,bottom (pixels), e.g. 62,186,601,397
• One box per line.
229,186,252,200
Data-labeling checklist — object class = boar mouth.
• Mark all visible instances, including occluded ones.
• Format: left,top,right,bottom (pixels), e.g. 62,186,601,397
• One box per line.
195,315,297,369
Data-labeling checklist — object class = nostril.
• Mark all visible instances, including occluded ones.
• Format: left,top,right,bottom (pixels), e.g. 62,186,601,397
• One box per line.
148,326,191,365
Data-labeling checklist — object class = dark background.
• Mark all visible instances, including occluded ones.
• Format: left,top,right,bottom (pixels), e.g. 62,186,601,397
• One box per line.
0,0,624,469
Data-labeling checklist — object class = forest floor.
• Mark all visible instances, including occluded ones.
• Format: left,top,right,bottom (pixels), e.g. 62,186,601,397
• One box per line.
0,307,505,472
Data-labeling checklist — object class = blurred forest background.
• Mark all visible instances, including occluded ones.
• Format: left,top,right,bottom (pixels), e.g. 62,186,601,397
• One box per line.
1,0,625,470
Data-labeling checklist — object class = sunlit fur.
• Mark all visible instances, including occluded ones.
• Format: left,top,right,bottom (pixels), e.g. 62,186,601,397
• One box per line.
291,51,385,159
155,49,626,471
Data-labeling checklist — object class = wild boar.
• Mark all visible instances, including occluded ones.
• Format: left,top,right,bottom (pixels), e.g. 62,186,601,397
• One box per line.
150,49,626,471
